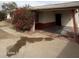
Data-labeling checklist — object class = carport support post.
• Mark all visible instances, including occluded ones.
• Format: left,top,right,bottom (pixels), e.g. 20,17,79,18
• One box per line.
31,20,35,32
72,9,78,40
30,11,35,32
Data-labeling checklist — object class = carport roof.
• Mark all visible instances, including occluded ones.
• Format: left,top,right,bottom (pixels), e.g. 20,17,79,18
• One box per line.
31,1,79,10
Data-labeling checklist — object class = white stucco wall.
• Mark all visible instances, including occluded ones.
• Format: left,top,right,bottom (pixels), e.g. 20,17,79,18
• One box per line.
39,11,55,23
38,10,73,27
75,9,79,28
61,9,79,28
61,11,73,27
38,9,79,28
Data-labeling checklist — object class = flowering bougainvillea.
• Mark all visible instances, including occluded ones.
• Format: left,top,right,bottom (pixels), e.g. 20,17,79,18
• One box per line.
12,8,33,31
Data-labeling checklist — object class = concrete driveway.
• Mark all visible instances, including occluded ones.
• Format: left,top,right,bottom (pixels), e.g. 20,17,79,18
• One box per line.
0,21,79,58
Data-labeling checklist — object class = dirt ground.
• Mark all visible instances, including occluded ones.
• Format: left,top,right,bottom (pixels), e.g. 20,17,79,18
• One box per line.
0,21,79,58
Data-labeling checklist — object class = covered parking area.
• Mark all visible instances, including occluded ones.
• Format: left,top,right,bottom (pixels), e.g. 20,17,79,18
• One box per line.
31,2,79,40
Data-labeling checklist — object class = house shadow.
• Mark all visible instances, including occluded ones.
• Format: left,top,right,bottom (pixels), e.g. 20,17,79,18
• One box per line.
57,41,79,58
42,25,64,34
6,36,53,57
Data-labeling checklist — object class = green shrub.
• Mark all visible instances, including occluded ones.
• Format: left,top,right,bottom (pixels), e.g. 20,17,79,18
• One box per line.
0,11,6,21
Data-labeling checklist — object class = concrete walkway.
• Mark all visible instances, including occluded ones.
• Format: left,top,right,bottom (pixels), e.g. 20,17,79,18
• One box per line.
0,21,79,58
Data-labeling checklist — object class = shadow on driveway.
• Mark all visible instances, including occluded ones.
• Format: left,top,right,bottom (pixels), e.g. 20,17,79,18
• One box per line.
57,41,79,58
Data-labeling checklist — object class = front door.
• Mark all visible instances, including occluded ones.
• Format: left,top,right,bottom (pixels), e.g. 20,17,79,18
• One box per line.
55,14,62,26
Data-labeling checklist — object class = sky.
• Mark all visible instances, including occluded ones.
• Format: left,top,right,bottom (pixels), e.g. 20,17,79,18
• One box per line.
0,1,72,10
16,1,70,7
0,1,71,7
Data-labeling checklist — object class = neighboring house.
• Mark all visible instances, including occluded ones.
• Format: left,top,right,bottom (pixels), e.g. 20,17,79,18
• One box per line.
30,1,79,35
7,13,11,20
6,9,16,22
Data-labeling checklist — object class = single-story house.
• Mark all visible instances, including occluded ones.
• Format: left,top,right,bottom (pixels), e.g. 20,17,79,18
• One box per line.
30,1,79,37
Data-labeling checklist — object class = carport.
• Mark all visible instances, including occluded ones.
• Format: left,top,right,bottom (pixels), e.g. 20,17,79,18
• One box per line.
31,2,79,40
